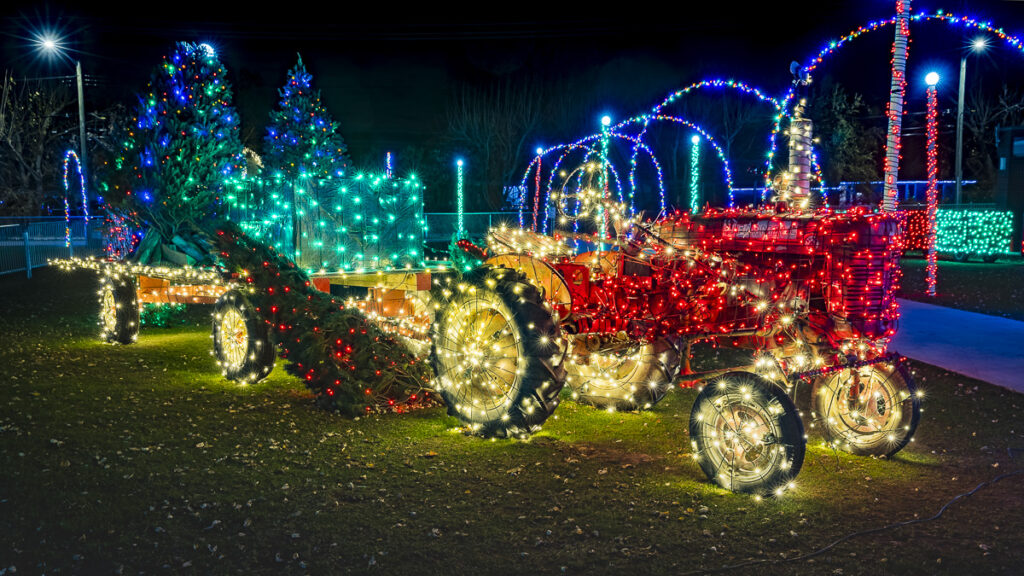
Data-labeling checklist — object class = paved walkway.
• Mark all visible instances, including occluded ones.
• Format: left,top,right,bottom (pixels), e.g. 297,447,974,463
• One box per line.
890,298,1024,395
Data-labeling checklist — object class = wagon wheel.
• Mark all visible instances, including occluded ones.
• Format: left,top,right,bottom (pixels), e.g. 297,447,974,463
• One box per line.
99,275,139,344
810,361,920,457
690,372,805,496
566,337,680,411
212,290,276,384
430,266,566,438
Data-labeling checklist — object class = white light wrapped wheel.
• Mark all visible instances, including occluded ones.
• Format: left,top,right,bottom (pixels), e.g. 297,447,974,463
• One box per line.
212,290,276,384
430,266,565,438
810,362,920,457
566,337,680,411
99,276,139,344
689,372,805,496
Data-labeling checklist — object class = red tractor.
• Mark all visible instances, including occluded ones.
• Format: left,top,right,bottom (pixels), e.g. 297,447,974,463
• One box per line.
430,202,920,496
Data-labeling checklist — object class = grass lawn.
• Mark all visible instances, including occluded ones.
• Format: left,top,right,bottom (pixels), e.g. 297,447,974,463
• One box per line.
900,257,1024,321
1,268,1023,575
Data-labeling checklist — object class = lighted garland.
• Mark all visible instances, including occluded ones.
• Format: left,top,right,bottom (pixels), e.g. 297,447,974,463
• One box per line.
689,136,701,213
649,78,781,113
62,150,88,247
212,223,433,415
934,210,1014,256
925,82,939,295
881,0,912,212
52,257,226,285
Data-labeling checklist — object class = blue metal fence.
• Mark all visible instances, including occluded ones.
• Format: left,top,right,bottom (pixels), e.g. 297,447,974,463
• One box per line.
0,218,103,278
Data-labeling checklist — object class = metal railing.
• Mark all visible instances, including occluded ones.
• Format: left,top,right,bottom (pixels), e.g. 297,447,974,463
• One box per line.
424,212,521,242
0,218,104,278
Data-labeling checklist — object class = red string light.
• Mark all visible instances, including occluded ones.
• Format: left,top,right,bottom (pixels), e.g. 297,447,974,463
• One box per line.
925,83,939,296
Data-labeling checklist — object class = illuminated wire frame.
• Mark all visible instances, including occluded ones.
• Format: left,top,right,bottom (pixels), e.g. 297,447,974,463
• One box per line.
62,150,88,247
517,10,1024,220
521,133,663,233
622,79,780,208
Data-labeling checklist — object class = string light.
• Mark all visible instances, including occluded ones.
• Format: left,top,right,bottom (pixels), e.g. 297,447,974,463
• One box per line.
226,170,426,272
924,74,939,295
456,159,464,235
62,150,88,247
762,8,1024,198
264,54,349,182
689,135,700,214
881,0,912,212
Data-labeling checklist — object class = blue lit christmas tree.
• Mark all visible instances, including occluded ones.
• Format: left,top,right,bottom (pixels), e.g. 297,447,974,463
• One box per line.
116,42,244,243
264,54,349,181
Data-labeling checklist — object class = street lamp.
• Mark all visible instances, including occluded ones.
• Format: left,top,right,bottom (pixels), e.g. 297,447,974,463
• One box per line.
34,32,88,203
955,37,988,205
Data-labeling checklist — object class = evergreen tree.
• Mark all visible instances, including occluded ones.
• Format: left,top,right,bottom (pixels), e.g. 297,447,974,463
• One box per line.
264,54,349,181
116,42,244,240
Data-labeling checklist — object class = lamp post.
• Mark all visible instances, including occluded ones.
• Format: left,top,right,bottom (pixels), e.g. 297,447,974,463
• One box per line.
35,33,88,204
955,37,988,206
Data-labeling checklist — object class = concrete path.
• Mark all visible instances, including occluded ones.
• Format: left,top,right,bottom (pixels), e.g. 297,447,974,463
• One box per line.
890,298,1024,395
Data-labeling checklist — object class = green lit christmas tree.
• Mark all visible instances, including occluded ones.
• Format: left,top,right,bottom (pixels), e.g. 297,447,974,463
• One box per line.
264,54,349,181
114,42,244,247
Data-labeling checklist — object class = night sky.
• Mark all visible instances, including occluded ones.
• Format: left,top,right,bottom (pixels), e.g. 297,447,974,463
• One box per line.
4,1,1024,191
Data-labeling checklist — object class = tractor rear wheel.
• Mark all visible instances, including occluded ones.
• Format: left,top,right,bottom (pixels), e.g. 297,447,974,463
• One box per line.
430,266,566,438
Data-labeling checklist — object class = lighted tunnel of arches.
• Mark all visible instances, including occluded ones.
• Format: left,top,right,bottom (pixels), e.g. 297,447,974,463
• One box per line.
516,9,1024,224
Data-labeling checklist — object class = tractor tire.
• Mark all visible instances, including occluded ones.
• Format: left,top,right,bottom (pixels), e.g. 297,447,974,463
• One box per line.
430,266,566,438
212,290,276,383
809,360,920,457
690,372,805,496
99,275,139,344
567,337,680,411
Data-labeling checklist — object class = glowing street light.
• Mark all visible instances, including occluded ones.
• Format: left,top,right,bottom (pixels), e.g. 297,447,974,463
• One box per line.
33,31,89,203
925,71,940,86
956,37,988,205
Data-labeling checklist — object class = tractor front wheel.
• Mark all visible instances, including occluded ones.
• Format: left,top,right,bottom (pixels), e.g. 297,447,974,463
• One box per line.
212,291,276,383
689,372,805,496
99,275,139,344
810,361,920,457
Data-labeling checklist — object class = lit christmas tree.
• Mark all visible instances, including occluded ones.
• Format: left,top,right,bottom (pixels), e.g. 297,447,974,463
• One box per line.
264,54,349,181
116,42,244,244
